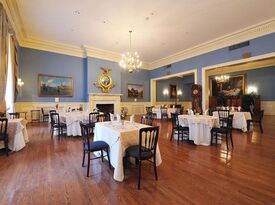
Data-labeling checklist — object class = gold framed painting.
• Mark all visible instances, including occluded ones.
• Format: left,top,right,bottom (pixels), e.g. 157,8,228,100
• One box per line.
210,74,246,97
127,84,144,98
38,74,73,97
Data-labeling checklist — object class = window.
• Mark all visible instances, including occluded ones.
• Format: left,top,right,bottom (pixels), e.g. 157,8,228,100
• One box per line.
5,34,14,113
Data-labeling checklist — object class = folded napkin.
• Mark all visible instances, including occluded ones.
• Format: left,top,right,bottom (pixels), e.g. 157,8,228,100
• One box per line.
238,106,241,112
110,113,114,121
116,114,121,122
188,109,194,115
130,115,135,124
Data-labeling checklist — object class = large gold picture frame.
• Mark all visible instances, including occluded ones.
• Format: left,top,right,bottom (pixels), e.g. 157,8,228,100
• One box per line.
38,74,73,97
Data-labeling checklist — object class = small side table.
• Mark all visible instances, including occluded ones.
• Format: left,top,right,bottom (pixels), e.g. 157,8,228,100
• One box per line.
31,110,40,122
18,111,28,120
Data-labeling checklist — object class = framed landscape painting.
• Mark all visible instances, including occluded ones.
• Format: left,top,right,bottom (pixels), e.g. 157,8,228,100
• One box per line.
127,84,144,98
38,74,73,97
210,74,246,97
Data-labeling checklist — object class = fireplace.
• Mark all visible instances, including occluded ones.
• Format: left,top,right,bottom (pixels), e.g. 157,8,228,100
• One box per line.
89,93,122,114
96,104,114,114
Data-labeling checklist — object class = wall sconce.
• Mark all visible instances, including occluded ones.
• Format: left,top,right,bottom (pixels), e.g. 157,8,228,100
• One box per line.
163,89,169,96
177,90,182,96
247,86,258,94
17,78,24,87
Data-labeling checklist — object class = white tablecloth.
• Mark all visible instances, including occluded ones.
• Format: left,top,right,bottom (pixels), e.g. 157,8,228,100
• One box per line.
94,121,162,182
0,118,29,151
212,111,252,132
152,107,177,119
59,111,89,136
178,115,219,146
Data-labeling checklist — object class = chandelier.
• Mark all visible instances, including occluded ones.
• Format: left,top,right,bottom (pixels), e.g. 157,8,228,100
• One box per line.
215,74,229,83
119,31,142,73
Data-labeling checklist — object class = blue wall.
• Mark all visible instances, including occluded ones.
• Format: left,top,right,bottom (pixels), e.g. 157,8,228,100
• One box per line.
209,66,275,101
18,47,86,102
18,48,151,102
150,33,275,84
156,75,194,101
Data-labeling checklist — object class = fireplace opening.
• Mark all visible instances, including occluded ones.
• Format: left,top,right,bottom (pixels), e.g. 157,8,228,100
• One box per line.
96,104,114,114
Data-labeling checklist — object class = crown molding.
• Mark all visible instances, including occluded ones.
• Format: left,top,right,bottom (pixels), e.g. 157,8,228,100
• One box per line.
148,18,275,70
3,0,275,70
20,37,85,58
2,0,26,42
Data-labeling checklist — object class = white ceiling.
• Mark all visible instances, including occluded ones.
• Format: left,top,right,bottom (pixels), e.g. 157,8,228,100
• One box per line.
16,0,275,62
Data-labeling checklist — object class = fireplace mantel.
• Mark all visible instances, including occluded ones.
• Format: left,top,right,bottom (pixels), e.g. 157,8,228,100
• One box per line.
89,93,122,114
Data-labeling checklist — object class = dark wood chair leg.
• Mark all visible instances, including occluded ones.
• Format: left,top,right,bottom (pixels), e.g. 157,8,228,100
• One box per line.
87,152,90,177
247,120,251,132
106,149,111,169
138,160,142,190
177,131,179,145
154,156,158,181
210,131,213,145
215,132,218,145
82,150,85,167
101,150,104,162
170,129,174,141
51,128,54,138
230,132,234,148
225,133,229,150
5,139,9,156
260,121,263,133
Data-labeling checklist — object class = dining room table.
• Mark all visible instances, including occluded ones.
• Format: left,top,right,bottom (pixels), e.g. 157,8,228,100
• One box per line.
0,118,29,152
94,120,162,182
212,111,252,132
58,111,90,136
178,114,219,146
152,107,178,119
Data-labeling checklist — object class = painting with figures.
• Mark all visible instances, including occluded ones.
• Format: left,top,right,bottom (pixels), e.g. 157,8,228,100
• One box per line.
127,84,144,98
38,74,73,97
210,75,246,97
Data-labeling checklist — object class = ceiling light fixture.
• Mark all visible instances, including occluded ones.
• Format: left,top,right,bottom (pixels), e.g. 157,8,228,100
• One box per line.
119,30,142,73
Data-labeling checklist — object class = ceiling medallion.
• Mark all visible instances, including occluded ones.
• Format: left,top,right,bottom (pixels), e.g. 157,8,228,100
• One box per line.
93,67,115,93
119,30,142,73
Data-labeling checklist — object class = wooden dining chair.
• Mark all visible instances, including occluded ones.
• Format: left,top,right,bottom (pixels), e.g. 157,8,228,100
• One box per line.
81,112,99,136
211,114,234,150
123,126,159,189
0,112,6,117
247,110,264,133
80,123,111,177
170,113,189,143
161,108,168,120
41,108,49,122
97,113,109,122
140,115,153,126
0,118,9,156
9,112,20,119
50,113,66,138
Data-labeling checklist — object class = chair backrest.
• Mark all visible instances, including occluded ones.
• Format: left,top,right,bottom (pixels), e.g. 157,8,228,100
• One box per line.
171,113,180,127
97,113,109,122
0,118,8,136
50,113,60,125
89,112,99,123
41,108,45,115
0,112,6,117
80,123,91,150
161,108,167,114
9,112,20,119
140,115,153,126
217,110,230,120
139,127,159,158
49,110,56,114
145,106,153,115
253,110,264,122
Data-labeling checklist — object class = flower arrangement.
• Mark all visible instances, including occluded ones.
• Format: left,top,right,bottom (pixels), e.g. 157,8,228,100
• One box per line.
121,107,128,120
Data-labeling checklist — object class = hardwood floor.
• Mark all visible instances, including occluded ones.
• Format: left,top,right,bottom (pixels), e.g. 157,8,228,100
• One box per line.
0,116,275,205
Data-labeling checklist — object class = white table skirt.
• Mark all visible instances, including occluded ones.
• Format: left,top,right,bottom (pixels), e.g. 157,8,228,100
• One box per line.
59,111,89,136
178,115,219,146
94,121,162,182
152,107,177,119
0,118,29,152
212,111,252,132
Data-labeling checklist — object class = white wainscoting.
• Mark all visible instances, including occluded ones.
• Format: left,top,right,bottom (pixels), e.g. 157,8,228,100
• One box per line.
154,101,192,109
261,101,275,115
120,102,151,115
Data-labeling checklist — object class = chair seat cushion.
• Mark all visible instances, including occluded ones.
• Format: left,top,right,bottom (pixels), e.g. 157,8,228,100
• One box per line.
125,145,154,160
211,127,227,133
85,141,109,151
